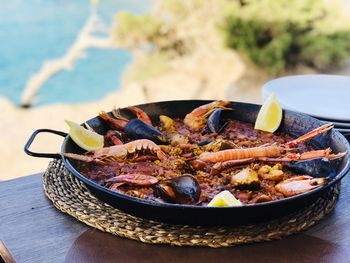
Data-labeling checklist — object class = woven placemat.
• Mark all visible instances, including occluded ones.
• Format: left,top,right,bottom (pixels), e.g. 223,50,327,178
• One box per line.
43,159,339,248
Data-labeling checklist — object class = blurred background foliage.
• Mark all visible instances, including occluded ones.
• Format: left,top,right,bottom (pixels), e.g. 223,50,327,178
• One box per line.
113,0,350,76
221,0,350,73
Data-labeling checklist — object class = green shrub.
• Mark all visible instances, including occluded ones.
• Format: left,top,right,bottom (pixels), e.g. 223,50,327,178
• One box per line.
113,10,188,54
113,12,162,48
220,0,350,74
298,32,350,70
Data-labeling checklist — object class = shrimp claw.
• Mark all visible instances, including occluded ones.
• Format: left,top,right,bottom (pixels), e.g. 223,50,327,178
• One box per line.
285,123,334,148
64,139,166,164
106,173,158,186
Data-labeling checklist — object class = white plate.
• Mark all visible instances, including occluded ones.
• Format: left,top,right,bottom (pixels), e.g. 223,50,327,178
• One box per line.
336,127,350,133
317,119,350,128
263,75,350,121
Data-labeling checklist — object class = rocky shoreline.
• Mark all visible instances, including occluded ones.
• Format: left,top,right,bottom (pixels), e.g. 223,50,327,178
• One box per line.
2,48,264,180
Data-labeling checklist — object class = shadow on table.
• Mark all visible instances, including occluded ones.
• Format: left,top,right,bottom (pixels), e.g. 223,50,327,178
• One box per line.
65,229,349,263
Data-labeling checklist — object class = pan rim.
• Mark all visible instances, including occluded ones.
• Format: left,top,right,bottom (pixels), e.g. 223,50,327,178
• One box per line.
62,99,350,210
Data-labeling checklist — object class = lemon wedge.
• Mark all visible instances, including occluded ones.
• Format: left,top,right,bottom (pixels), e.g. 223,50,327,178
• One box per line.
207,190,242,207
254,93,282,133
65,120,104,151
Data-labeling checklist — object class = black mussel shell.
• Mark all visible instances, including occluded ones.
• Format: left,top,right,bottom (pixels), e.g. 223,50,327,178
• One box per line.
287,158,338,178
155,175,201,204
198,139,213,146
206,108,223,134
124,119,167,144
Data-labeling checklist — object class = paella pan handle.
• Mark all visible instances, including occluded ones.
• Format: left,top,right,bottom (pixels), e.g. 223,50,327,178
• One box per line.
24,129,67,159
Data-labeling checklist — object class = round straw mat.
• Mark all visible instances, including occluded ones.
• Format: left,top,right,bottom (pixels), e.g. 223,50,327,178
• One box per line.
43,159,339,248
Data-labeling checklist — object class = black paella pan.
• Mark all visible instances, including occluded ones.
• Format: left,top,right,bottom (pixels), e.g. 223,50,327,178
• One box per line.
24,100,350,226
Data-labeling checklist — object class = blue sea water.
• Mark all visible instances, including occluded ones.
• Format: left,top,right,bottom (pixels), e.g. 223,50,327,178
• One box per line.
0,0,150,106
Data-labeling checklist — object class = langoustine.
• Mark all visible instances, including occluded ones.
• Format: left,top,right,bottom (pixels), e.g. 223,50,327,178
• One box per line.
275,176,327,197
199,123,346,164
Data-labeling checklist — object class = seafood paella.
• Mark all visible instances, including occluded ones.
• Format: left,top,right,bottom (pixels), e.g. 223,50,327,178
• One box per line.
64,101,346,206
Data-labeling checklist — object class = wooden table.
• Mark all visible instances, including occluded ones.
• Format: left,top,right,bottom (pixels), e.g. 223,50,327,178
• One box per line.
1,173,350,263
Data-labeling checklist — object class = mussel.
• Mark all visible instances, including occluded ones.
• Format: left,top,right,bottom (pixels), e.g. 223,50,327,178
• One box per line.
207,108,221,133
198,138,213,146
287,158,338,178
154,175,201,204
206,108,224,134
203,138,236,152
125,119,167,144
